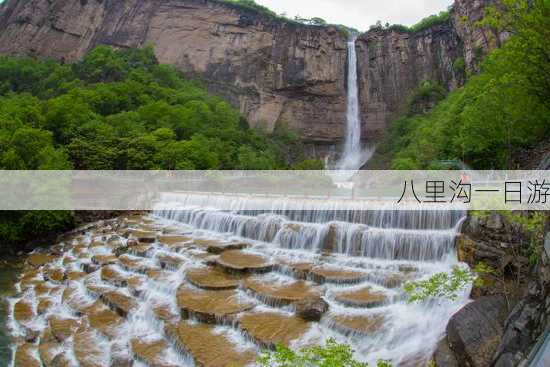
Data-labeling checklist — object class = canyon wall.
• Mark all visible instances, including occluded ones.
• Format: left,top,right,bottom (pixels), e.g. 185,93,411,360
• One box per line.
0,0,496,145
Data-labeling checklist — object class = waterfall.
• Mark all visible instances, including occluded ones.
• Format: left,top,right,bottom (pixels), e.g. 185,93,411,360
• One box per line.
336,35,373,172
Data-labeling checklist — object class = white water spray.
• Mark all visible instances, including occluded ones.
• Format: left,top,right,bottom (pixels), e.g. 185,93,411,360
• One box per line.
336,36,374,174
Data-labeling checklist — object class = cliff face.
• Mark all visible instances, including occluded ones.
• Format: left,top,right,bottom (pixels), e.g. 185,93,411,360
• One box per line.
356,23,463,137
0,0,348,143
0,0,495,145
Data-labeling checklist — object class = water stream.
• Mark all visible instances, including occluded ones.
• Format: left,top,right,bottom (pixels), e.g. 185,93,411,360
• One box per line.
336,36,374,173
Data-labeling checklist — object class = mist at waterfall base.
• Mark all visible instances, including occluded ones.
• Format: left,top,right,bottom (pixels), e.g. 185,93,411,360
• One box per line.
154,194,471,365
335,36,375,177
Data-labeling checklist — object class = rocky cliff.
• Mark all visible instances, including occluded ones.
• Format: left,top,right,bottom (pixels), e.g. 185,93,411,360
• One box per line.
0,0,495,145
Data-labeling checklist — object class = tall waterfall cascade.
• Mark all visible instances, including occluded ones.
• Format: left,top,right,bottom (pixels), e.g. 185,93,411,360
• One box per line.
336,36,374,172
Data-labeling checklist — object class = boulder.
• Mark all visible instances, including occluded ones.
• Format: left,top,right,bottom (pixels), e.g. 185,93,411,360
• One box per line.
446,295,507,367
294,297,329,321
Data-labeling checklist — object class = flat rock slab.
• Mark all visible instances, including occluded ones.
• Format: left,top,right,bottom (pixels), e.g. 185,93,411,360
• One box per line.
39,339,62,366
83,301,124,339
131,338,179,367
127,275,148,296
74,330,110,367
100,266,128,287
118,254,156,273
129,243,154,257
239,312,312,348
27,253,55,268
158,253,187,270
91,254,118,266
177,286,255,323
217,250,273,273
153,303,180,326
15,343,41,367
186,267,241,290
329,314,385,336
193,239,247,254
44,267,66,283
100,291,138,318
49,316,82,342
172,321,257,367
243,278,320,307
310,266,368,284
277,261,314,279
38,298,54,315
333,287,388,308
130,229,157,243
146,269,174,282
66,270,87,281
159,234,192,245
14,299,35,324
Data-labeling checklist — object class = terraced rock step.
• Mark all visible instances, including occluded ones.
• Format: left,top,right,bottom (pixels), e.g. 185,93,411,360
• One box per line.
49,316,81,342
243,277,321,307
193,239,247,254
131,338,179,367
14,299,35,324
130,229,157,243
8,212,454,367
91,254,118,266
217,250,273,273
333,287,388,308
239,312,312,348
74,329,110,367
83,301,123,338
39,338,62,367
277,261,314,279
15,343,41,367
329,314,385,336
100,290,138,317
159,234,192,245
100,265,128,287
310,266,369,284
43,267,66,283
186,267,241,290
26,253,55,268
158,253,187,270
177,286,255,323
118,254,156,273
170,321,257,367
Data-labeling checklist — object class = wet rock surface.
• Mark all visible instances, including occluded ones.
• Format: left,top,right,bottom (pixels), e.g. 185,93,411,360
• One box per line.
186,267,241,290
217,250,273,273
177,286,255,322
333,287,388,308
7,212,465,366
239,312,312,348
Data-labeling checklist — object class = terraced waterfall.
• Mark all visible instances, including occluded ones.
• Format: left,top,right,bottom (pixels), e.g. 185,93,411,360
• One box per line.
7,193,470,366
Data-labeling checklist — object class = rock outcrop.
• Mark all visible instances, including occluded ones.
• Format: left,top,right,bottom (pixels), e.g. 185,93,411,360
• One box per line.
0,0,497,146
435,214,550,367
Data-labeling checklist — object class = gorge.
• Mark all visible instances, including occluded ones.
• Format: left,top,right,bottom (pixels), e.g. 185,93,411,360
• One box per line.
0,0,497,151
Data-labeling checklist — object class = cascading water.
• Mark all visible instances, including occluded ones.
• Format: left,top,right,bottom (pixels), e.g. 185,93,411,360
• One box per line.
336,35,374,172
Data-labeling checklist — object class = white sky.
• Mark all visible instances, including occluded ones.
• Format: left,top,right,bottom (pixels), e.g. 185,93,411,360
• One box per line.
256,0,454,31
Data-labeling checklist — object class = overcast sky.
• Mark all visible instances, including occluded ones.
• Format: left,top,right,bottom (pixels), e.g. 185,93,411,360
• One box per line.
256,0,453,31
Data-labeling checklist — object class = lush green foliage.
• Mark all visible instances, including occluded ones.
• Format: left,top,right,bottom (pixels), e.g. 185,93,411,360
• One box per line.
0,45,304,170
0,45,321,251
404,266,480,303
472,210,548,265
259,338,391,367
371,9,451,33
383,0,550,169
220,0,358,36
